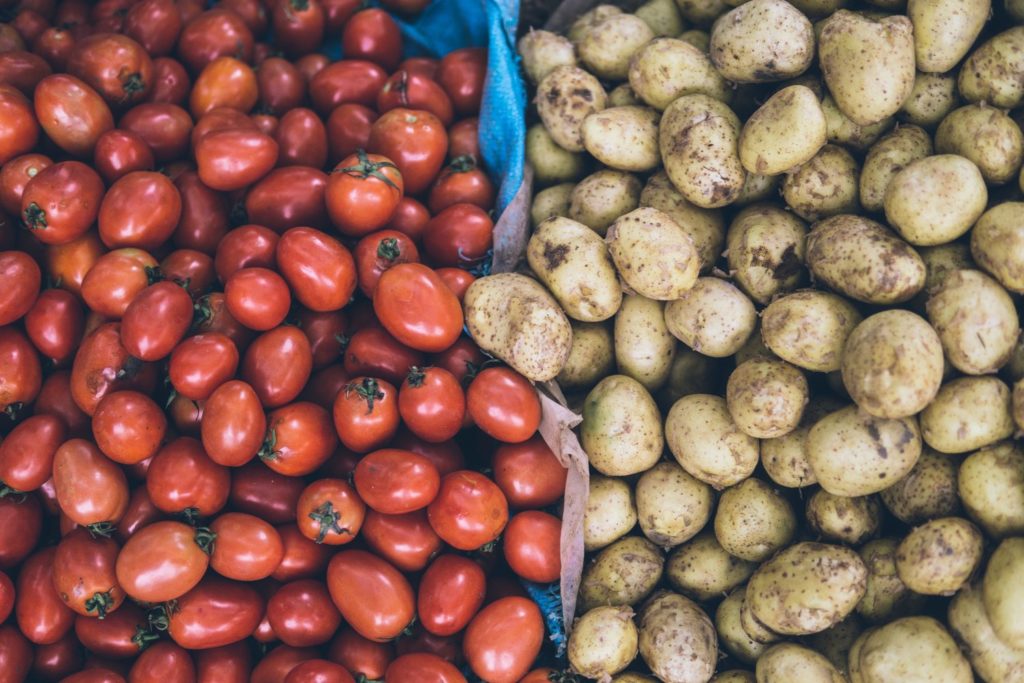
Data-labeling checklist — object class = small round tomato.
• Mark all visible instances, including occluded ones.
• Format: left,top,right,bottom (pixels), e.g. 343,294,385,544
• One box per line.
326,103,377,164
373,263,463,353
92,390,167,465
342,9,401,71
422,203,493,268
16,548,75,645
276,227,357,312
261,401,338,476
24,288,83,366
252,645,319,683
66,33,154,107
463,597,544,683
92,130,155,184
123,0,182,57
344,326,423,387
377,70,453,126
0,153,52,215
0,250,40,326
326,550,414,642
215,224,278,282
257,57,304,114
147,56,191,105
98,171,183,250
195,128,279,192
428,160,496,214
332,377,400,453
33,74,113,157
398,367,465,443
354,448,441,515
52,528,125,619
190,56,257,117
210,512,283,582
229,460,304,524
169,333,239,401
80,249,159,319
493,436,568,510
354,229,420,297
268,580,341,648
417,554,486,637
0,326,42,418
21,161,104,246
326,151,404,238
273,523,332,582
297,309,347,369
327,628,392,681
272,0,325,56
225,267,291,331
120,281,193,360
275,107,328,168
119,103,193,162
128,641,195,683
167,576,263,650
386,654,467,683
0,85,39,164
242,325,313,408
160,249,216,296
195,642,252,683
503,511,562,583
296,478,365,545
427,470,508,551
435,268,475,302
0,414,64,494
245,166,330,233
200,380,266,467
115,520,212,602
309,60,387,115
437,48,486,116
146,437,230,517
52,439,129,529
368,108,447,195
467,368,541,444
176,8,254,73
360,509,442,573
447,118,480,162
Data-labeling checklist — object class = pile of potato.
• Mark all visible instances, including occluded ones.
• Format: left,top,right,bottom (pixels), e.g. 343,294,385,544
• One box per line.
470,0,1024,680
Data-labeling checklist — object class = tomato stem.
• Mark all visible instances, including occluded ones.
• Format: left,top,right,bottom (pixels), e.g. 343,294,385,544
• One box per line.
447,155,476,173
86,522,115,538
336,149,401,191
308,500,352,544
399,615,418,638
192,295,213,329
131,625,160,651
121,72,145,100
144,266,164,285
405,366,426,388
22,202,46,231
146,601,176,632
347,377,385,414
355,676,384,683
3,402,24,421
289,0,310,10
229,201,248,227
0,484,24,499
84,590,115,619
334,334,350,354
115,356,144,381
193,526,217,555
258,428,279,462
376,237,401,262
178,507,201,526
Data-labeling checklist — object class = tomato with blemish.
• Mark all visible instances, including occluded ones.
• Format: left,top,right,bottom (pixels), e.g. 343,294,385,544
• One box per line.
21,161,104,246
52,528,125,619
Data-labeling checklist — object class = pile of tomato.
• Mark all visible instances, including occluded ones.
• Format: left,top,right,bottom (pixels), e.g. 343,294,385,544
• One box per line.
0,1,568,682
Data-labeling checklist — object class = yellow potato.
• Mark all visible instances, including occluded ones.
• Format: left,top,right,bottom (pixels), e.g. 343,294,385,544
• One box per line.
536,65,607,153
958,442,1024,538
666,393,760,489
880,448,961,525
935,104,1024,185
714,477,797,561
639,172,725,271
726,359,808,439
908,0,990,73
636,461,714,547
581,375,663,476
568,169,642,236
607,207,701,300
857,538,917,623
959,26,1024,109
859,125,932,213
948,583,1024,683
899,71,958,128
665,533,757,601
517,29,576,84
557,320,615,391
982,537,1024,649
664,277,757,358
849,617,972,683
582,106,661,172
895,517,983,596
709,0,815,83
578,14,656,81
628,38,731,110
530,182,574,228
614,294,677,391
739,85,827,175
639,592,718,683
725,204,807,305
971,202,1024,293
883,154,987,246
782,144,860,221
920,376,1014,454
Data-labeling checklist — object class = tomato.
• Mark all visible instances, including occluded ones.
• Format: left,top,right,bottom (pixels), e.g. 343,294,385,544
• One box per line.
467,368,541,444
66,33,154,108
10,10,47,45
173,171,230,254
354,229,420,297
190,56,257,118
326,151,404,238
16,547,75,645
493,437,568,510
423,203,494,268
120,281,193,360
429,160,496,215
435,268,475,302
92,390,166,465
368,108,448,196
257,57,304,115
0,251,40,327
127,641,195,683
45,232,104,299
0,153,52,216
195,128,279,192
194,642,252,683
167,576,264,650
168,334,238,401
229,460,304,524
241,325,313,408
275,108,328,168
21,161,104,246
176,9,254,74
115,486,165,542
0,570,12,622
115,520,212,602
393,625,462,664
326,550,414,642
447,118,480,162
276,227,357,312
463,597,544,683
0,325,41,418
392,430,466,476
31,631,84,681
0,85,39,164
193,106,256,146
354,448,441,515
52,439,129,529
418,554,486,637
161,249,216,296
399,367,465,443
52,528,125,618
326,103,377,165
301,365,350,409
377,71,454,126
119,103,193,162
215,224,278,282
0,493,42,568
0,51,52,96
373,263,463,353
427,470,509,551
33,75,113,157
99,171,183,250
267,579,342,648
209,512,283,582
59,670,127,683
503,511,562,583
251,646,318,683
147,57,191,105
285,659,355,683
123,0,182,57
80,250,156,319
146,437,230,517
298,309,347,369
245,166,330,233
308,60,387,115
295,478,364,546
385,654,467,683
344,326,423,387
262,401,338,476
92,131,154,185
167,393,205,437
193,292,253,351
519,669,563,683
272,523,332,582
332,377,400,453
225,267,291,332
272,0,325,56
202,380,267,467
342,9,402,71
0,625,32,682
327,628,392,680
32,29,75,73
437,48,486,116
361,509,442,573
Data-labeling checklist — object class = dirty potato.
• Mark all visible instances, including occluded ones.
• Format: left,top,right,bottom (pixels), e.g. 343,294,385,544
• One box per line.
782,144,860,221
958,26,1024,109
639,592,718,683
948,583,1024,683
675,0,730,26
580,536,665,610
636,461,714,547
585,474,638,551
629,38,732,110
859,125,932,212
971,202,1024,293
569,606,639,678
935,104,1024,185
823,95,895,151
664,277,757,358
848,617,973,683
739,85,827,175
578,14,655,81
536,65,607,153
806,491,882,545
714,477,797,561
635,0,686,35
526,124,587,186
883,154,988,246
666,533,758,601
756,643,846,683
899,71,959,128
983,537,1024,649
760,291,861,374
895,517,983,596
666,393,760,489
582,375,664,477
615,295,676,392
531,183,575,229
725,205,806,305
958,442,1024,538
606,207,701,300
880,448,961,525
718,588,772,663
639,172,726,271
517,29,577,84
857,538,917,624
557,320,615,391
568,4,623,43
608,83,640,107
920,377,1014,454
582,106,661,172
679,28,712,51
568,169,642,235
726,359,808,439
709,0,815,83
908,0,990,73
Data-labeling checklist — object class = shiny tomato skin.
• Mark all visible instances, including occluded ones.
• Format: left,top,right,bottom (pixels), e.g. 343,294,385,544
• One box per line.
31,630,84,681
209,512,283,582
190,56,257,118
0,494,42,568
119,103,193,163
98,171,182,251
193,292,253,352
422,203,493,268
377,70,454,126
354,448,441,514
385,653,468,683
342,9,401,71
170,171,229,254
392,430,466,476
168,576,264,650
21,161,104,246
327,628,392,680
467,368,541,444
361,509,442,573
201,380,266,467
256,57,304,115
120,281,193,361
0,325,42,417
66,33,154,108
225,267,291,332
147,56,191,105
326,103,377,165
0,51,52,96
373,263,463,353
493,436,567,510
127,641,195,683
275,108,328,168
229,460,304,524
16,547,75,645
344,326,423,387
79,250,158,319
301,365,351,409
272,523,333,582
0,624,32,682
194,642,252,683
427,470,509,551
435,268,476,302
354,229,420,298
215,224,278,282
398,367,465,443
326,152,404,238
309,60,387,115
0,570,12,622
35,370,90,438
437,48,486,116
296,478,365,546
245,166,330,233
146,437,230,517
393,625,462,664
25,287,82,366
219,0,267,33
46,232,104,299
0,250,40,325
332,377,400,454
268,579,342,648
74,603,149,657
176,9,254,74
241,325,313,408
195,128,279,192
167,393,205,437
263,401,338,477
272,0,325,56
285,659,356,683
276,227,357,313
417,554,486,637
326,550,415,642
463,597,544,683
502,511,562,583
33,75,113,157
0,84,39,163
115,520,210,603
52,528,125,618
297,309,347,369
251,646,318,683
447,118,480,162
52,439,129,527
428,162,496,215
123,0,182,57
368,108,447,195
114,486,165,542
161,248,216,297
168,334,239,401
0,153,52,216
92,390,166,465
92,130,154,185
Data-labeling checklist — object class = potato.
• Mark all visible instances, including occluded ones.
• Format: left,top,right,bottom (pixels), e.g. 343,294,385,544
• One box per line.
848,617,972,683
580,536,665,610
841,310,944,419
585,475,638,551
958,441,1024,538
747,542,868,636
805,616,866,676
464,273,572,382
935,104,1024,185
582,375,663,477
823,95,895,150
639,172,726,271
675,0,729,25
709,0,815,83
679,28,711,51
920,377,1014,454
635,0,686,36
660,350,723,405
582,106,661,172
607,207,701,300
660,94,746,209
557,321,615,391
536,65,607,153
858,125,932,212
712,673,755,683
629,38,731,110
819,11,915,126
740,595,783,645
926,269,1020,375
756,643,845,683
880,448,961,524
918,242,974,297
908,0,990,73
517,29,576,84
717,588,772,663
578,15,655,81
615,295,676,392
636,461,714,547
530,182,575,228
714,478,797,562
806,490,881,545
761,412,821,489
761,291,861,373
948,583,1024,683
857,539,917,623
733,172,782,206
732,322,777,366
725,205,806,305
666,394,759,489
899,71,958,128
958,27,1024,109
790,0,846,15
615,675,659,683
608,83,640,107
726,359,808,439
527,124,587,187
983,537,1024,649
895,517,983,595
639,592,718,683
971,202,1024,293
664,277,757,358
739,86,827,175
883,155,987,246
568,4,623,43
782,144,860,221
808,406,922,496
568,606,639,678
665,533,757,601
569,169,642,236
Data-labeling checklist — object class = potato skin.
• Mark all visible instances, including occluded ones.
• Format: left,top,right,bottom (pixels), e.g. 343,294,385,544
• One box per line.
761,291,862,373
606,207,701,301
569,605,639,678
635,0,686,36
615,295,676,392
755,643,845,683
971,202,1024,293
883,154,987,246
782,144,860,221
714,477,797,561
577,14,655,81
629,38,731,110
859,125,932,213
880,448,961,525
806,491,881,545
958,27,1024,109
636,461,714,548
666,393,760,489
517,29,576,85
580,536,665,611
664,277,757,358
857,538,917,624
908,0,990,73
536,65,608,153
582,106,661,172
709,0,815,83
568,4,622,43
530,182,574,228
948,583,1024,683
526,124,587,186
935,104,1024,185
638,592,718,683
639,172,725,272
717,588,771,663
899,72,958,128
581,375,663,477
585,475,638,551
895,517,983,596
849,617,973,683
726,359,808,439
569,169,642,236
739,85,827,174
557,320,615,391
823,95,895,151
920,376,1014,454
666,533,757,601
958,441,1024,539
983,537,1024,649
725,205,806,305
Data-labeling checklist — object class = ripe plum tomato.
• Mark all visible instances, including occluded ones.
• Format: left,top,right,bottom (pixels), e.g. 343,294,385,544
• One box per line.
327,104,377,164
195,128,278,192
225,267,291,331
417,554,486,637
168,333,239,401
0,153,52,216
176,8,254,74
327,628,392,680
435,268,475,302
229,460,304,524
427,470,509,551
326,550,414,642
252,645,319,683
146,437,230,517
272,0,326,57
298,309,348,369
195,641,252,683
210,512,283,582
354,229,419,297
128,640,195,682
493,436,568,509
15,548,74,645
502,511,562,583
160,248,216,296
52,439,129,529
20,161,104,246
45,232,104,299
397,57,438,79
66,33,154,108
296,478,365,546
447,118,480,162
189,56,257,118
241,325,313,408
437,47,486,116
273,523,333,582
92,390,167,465
309,60,387,115
262,401,338,476
286,660,355,683
385,653,467,683
120,281,193,361
519,669,561,683
0,250,40,325
0,85,39,164
467,368,541,444
422,202,493,268
268,580,341,648
92,130,154,184
344,327,423,387
215,224,279,282
360,509,442,572
326,151,404,238
377,70,454,126
98,171,183,250
275,107,329,168
73,603,149,657
398,366,465,443
373,263,463,353
115,486,165,542
115,520,212,602
368,107,447,195
354,448,441,515
0,494,42,568
428,161,496,214
52,528,125,619
463,597,544,683
79,249,159,319
257,57,304,114
33,74,113,156
0,414,65,493
202,380,266,467
0,326,42,418
245,166,330,233
123,0,182,57
391,430,465,476
148,56,191,105
342,9,401,71
276,227,357,312
393,625,461,664
332,377,399,454
167,576,263,650
119,103,193,162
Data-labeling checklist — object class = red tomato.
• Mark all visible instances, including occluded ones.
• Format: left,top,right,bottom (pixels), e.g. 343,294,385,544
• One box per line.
307,58,387,113
463,597,544,683
146,437,230,517
344,326,424,387
519,668,564,683
296,478,365,546
272,0,325,56
169,333,239,401
423,203,494,268
66,33,154,108
195,128,279,192
21,161,104,245
0,325,41,418
115,520,212,602
435,268,476,302
114,486,165,542
268,579,342,647
398,366,465,443
0,570,12,622
33,75,112,157
275,107,328,168
167,393,205,437
57,669,127,683
215,224,279,282
147,56,191,105
342,9,402,71
503,511,562,583
0,51,52,97
79,250,157,319
437,48,486,116
52,439,129,529
16,547,75,645
241,325,313,408
286,659,355,683
272,523,332,582
373,263,463,353
0,85,39,163
0,153,52,216
45,232,105,299
0,494,42,568
398,57,439,79
377,70,454,126
229,460,305,524
392,430,466,476
386,654,467,683
31,630,84,681
327,628,392,680
298,309,348,369
0,414,64,494
326,103,377,165
202,380,267,467
173,171,231,254
467,368,541,444
52,528,125,618
262,401,338,476
326,151,404,238
194,642,252,683
326,550,414,642
92,390,166,465
35,370,90,438
120,281,193,360
225,267,291,331
167,576,264,650
276,227,357,312
332,377,400,453
0,250,40,326
251,646,318,683
219,0,267,33
447,118,480,162
98,171,183,250
128,641,195,683
194,292,253,351
119,103,193,162
176,8,254,74
210,512,283,582
123,0,182,57
161,248,216,297
394,625,462,664
368,108,448,195
354,448,441,515
429,160,496,214
493,436,568,509
190,56,257,118
245,166,330,233
427,470,509,551
257,57,305,114
92,130,154,184
0,624,32,682
417,554,486,637
361,509,442,573
354,229,420,297
301,365,351,409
